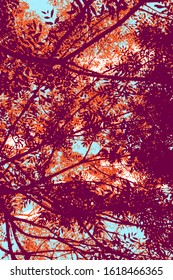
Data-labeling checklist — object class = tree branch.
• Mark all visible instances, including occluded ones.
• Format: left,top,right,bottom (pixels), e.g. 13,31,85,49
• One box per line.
63,0,147,60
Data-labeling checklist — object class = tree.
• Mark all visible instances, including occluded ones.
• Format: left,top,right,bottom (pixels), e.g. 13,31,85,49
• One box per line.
0,0,172,260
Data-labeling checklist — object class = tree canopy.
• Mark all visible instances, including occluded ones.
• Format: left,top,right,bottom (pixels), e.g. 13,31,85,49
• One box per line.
0,0,173,260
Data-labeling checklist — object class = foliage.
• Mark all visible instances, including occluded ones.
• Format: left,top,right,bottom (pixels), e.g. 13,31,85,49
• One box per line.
0,0,173,259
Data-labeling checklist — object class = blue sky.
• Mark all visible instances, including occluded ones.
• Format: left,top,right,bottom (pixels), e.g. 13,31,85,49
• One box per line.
72,139,101,156
24,0,53,15
22,0,58,25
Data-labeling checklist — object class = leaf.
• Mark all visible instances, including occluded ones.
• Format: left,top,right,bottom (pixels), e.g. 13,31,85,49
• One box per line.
162,9,168,13
55,17,59,24
38,42,45,46
45,22,53,25
100,5,104,15
42,96,52,103
39,23,42,32
41,11,46,14
71,3,78,10
87,8,92,22
34,33,41,42
74,0,82,10
51,9,54,18
90,5,97,16
107,4,115,17
154,4,165,9
132,237,138,241
67,10,76,15
33,20,36,30
44,16,50,19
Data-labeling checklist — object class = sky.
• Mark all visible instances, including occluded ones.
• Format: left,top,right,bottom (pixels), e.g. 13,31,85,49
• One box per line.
24,0,53,15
